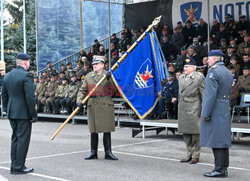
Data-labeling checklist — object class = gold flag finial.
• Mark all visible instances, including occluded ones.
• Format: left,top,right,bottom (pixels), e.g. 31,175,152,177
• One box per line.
152,15,162,26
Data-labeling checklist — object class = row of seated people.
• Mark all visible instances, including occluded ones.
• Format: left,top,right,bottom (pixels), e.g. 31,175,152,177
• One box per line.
35,73,82,114
80,14,249,68
33,63,249,120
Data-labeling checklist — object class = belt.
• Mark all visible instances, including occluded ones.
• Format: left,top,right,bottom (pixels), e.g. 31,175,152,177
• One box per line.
90,95,106,98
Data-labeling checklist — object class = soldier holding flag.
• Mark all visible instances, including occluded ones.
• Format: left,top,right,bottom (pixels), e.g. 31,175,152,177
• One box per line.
77,55,118,160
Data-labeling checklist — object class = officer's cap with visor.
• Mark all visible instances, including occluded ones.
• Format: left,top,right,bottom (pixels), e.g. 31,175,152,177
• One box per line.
208,50,224,57
92,55,105,65
50,72,57,78
208,50,224,61
71,73,77,78
16,53,30,60
184,58,197,66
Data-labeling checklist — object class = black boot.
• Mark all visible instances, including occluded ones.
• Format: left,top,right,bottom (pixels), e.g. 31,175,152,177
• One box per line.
103,132,118,160
85,133,98,159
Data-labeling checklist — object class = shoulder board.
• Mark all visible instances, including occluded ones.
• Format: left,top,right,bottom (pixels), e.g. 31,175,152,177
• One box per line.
197,72,203,76
211,65,218,69
179,74,185,78
27,73,34,77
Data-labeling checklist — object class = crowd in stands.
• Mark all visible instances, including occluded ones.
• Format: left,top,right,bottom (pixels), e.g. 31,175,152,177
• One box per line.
32,14,249,119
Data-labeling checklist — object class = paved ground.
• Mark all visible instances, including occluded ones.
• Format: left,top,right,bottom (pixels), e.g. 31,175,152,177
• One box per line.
0,118,250,181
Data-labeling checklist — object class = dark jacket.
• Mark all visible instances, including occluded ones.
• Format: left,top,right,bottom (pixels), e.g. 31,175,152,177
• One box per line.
2,66,37,120
182,25,196,46
196,22,208,43
210,23,220,37
161,42,178,60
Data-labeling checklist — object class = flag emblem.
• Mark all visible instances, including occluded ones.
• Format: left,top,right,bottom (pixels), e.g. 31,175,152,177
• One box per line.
135,59,154,89
180,2,202,24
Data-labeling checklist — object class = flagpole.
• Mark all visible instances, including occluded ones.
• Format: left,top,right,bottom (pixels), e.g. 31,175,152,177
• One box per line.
50,15,162,140
1,0,4,62
23,0,26,53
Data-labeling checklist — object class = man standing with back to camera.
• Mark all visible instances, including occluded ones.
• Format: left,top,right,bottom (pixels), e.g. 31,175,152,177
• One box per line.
200,50,233,178
2,53,37,175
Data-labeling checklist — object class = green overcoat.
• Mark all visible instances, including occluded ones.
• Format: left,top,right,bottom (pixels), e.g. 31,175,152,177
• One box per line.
178,71,205,134
77,69,116,133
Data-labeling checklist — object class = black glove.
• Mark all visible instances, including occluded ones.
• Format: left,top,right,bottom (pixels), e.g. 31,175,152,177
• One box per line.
77,101,83,108
30,117,38,123
45,94,50,99
105,71,112,80
204,116,211,121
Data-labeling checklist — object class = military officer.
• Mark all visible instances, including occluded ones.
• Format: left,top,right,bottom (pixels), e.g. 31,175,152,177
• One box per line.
237,65,250,95
36,76,46,113
2,53,37,174
41,71,49,85
46,61,56,77
51,77,68,114
77,55,118,160
178,58,205,164
65,62,74,79
41,72,58,113
76,60,85,80
200,50,233,178
60,74,81,114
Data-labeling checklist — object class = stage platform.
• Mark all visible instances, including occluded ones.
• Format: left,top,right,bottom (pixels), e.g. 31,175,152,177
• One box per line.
38,113,140,126
38,113,250,142
138,119,250,141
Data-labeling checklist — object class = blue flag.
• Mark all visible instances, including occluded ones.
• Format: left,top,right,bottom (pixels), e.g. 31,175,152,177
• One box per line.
111,33,161,119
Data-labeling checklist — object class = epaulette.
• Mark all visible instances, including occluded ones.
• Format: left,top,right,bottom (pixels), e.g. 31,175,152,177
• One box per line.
28,73,34,77
197,72,203,76
211,65,218,69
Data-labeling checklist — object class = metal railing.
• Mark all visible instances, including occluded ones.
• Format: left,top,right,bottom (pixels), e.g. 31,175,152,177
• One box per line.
39,30,122,73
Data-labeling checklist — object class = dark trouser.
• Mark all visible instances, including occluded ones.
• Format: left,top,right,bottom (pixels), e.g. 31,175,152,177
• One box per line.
60,97,76,113
212,148,229,172
51,97,63,113
153,98,167,116
37,99,43,113
165,100,178,119
9,119,32,171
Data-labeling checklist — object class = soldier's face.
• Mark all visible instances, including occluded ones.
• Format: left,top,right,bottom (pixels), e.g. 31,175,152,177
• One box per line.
243,70,249,76
39,79,44,82
184,65,196,75
93,63,104,73
203,57,208,65
51,77,56,81
208,57,216,67
71,77,77,82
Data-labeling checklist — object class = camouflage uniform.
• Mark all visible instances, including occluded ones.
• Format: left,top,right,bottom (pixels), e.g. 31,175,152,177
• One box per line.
60,80,81,113
237,74,250,95
50,83,68,114
41,80,58,112
35,81,46,112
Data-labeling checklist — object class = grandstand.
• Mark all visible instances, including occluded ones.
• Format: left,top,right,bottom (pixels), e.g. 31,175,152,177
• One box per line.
1,0,250,139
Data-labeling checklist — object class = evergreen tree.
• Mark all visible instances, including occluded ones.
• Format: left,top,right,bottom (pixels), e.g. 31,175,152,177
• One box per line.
3,0,36,72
